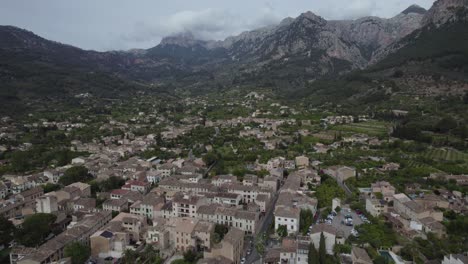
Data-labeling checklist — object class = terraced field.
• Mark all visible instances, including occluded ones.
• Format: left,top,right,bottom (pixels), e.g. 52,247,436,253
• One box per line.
423,148,468,162
332,121,391,137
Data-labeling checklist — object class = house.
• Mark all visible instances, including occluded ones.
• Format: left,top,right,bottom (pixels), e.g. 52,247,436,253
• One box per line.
16,211,112,264
172,193,208,218
441,254,468,264
323,166,356,183
381,163,400,171
103,199,128,212
90,230,129,259
310,224,343,255
212,193,242,207
212,175,238,186
365,198,387,217
43,170,64,184
420,217,447,238
0,182,8,199
275,207,300,235
352,247,373,264
393,193,443,221
156,163,176,178
121,180,150,194
197,205,259,234
258,176,279,192
371,181,396,202
130,193,166,220
204,227,244,264
67,182,91,197
295,156,309,168
279,238,298,264
145,219,171,249
73,198,96,212
168,217,214,252
108,212,147,242
36,195,59,213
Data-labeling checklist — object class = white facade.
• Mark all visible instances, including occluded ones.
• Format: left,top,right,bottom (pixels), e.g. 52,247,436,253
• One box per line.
275,216,299,235
36,195,58,213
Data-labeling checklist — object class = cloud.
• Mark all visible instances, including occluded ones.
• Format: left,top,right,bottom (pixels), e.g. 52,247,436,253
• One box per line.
120,4,284,48
316,0,378,20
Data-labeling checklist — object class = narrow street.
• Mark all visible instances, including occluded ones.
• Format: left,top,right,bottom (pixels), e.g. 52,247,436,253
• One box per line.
246,192,278,264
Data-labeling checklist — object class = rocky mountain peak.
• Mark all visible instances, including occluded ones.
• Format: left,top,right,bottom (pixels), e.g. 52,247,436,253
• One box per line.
159,31,201,47
297,11,327,25
401,4,428,15
422,0,468,26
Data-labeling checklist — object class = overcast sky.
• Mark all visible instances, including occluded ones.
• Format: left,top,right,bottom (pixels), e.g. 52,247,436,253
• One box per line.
0,0,435,51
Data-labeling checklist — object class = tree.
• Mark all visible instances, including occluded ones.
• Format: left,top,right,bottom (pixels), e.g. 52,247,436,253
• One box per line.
202,152,217,167
15,213,57,247
64,242,91,264
214,224,229,243
141,245,163,264
319,232,327,264
43,183,61,193
122,249,139,263
300,209,314,235
374,256,389,264
434,117,458,133
335,206,341,213
183,248,198,263
308,242,319,264
59,166,92,185
0,216,15,246
316,179,345,208
277,225,288,238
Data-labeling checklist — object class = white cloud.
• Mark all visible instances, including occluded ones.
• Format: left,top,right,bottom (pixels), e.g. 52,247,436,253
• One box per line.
120,4,284,48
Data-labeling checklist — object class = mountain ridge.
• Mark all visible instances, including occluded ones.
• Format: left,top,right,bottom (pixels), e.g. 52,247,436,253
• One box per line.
0,0,467,111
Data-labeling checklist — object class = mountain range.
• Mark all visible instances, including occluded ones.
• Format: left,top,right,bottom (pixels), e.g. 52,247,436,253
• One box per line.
0,0,467,112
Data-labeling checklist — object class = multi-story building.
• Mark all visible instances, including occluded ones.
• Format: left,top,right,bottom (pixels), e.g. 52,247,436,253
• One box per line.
172,193,208,218
197,205,259,234
15,211,112,264
36,195,59,213
365,198,387,217
167,217,214,252
204,228,245,264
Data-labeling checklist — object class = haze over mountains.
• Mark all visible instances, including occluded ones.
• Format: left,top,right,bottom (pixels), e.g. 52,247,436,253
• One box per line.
0,0,467,110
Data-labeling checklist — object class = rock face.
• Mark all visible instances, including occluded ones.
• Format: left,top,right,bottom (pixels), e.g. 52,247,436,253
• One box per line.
422,0,468,26
1,0,467,88
372,0,468,63
147,6,426,74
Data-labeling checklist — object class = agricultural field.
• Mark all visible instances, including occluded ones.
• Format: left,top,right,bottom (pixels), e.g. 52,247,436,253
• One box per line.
331,121,391,137
423,148,468,162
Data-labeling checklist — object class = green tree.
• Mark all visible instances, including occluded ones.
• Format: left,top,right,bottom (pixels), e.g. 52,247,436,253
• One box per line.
300,209,314,235
59,166,92,185
64,242,91,264
0,216,15,246
15,213,57,247
319,232,327,264
183,248,198,263
374,256,389,264
308,242,319,264
316,179,345,208
202,152,217,166
43,183,61,193
122,249,139,263
213,224,229,243
434,117,458,133
277,225,288,238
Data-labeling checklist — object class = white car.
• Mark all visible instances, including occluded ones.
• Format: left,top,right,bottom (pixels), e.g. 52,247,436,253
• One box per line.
241,257,246,264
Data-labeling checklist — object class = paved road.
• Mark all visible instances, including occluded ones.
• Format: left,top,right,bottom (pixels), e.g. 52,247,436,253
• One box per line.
245,192,279,264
